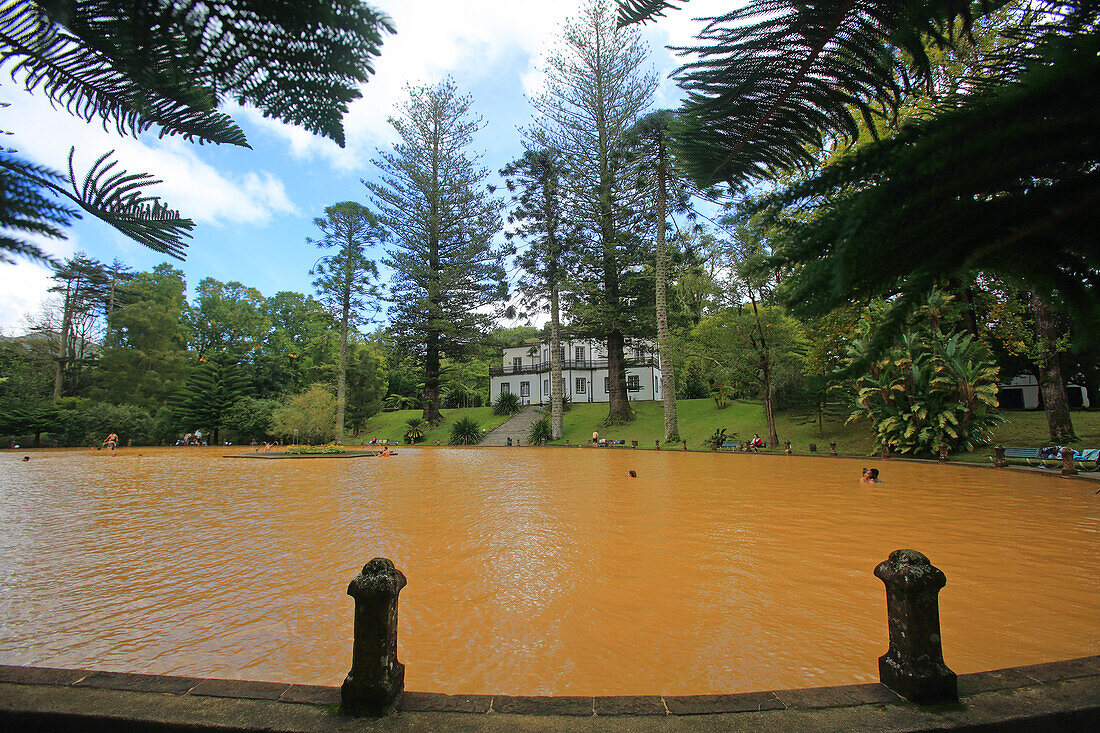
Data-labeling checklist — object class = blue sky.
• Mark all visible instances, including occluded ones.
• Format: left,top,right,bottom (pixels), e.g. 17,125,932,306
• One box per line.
0,0,733,335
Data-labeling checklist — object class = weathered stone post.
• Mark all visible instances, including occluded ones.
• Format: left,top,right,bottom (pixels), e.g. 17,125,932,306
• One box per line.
938,445,949,463
655,440,660,450
784,440,792,455
682,440,687,451
341,558,406,716
993,445,1006,468
632,440,638,448
829,441,838,456
1061,449,1078,477
875,549,957,704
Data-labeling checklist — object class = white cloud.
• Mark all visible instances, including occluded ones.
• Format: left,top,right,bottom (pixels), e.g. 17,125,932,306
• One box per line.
0,85,299,228
242,1,583,170
0,234,77,337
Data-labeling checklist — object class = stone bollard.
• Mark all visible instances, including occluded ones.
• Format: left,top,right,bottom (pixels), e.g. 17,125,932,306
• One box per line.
632,440,638,448
655,440,660,450
882,444,891,460
784,440,792,455
938,445,948,463
682,440,687,451
1061,449,1078,477
993,445,1006,468
829,441,837,456
341,558,407,716
875,550,957,704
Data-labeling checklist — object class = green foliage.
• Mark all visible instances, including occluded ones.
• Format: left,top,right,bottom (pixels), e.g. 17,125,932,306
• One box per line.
224,397,279,443
667,0,987,189
403,417,425,445
271,384,338,445
527,416,554,446
689,306,808,398
1,0,394,263
448,416,482,445
441,382,483,409
345,345,388,436
284,445,348,455
493,391,521,416
847,296,1005,456
170,356,252,442
704,427,728,450
385,393,421,411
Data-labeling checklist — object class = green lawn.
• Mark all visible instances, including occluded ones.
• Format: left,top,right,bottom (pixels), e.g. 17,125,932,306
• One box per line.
354,399,1100,459
348,406,511,445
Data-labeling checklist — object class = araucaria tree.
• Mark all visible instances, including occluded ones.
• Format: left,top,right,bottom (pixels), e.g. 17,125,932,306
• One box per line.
366,79,504,424
309,202,384,444
501,149,577,440
530,0,657,424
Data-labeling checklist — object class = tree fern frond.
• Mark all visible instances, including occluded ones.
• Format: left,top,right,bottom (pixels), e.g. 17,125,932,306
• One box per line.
65,148,193,260
616,0,688,27
671,0,996,189
0,234,59,266
0,150,77,263
44,1,395,147
0,0,248,145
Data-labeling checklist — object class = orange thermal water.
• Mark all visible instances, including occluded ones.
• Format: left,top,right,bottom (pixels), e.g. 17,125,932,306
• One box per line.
0,447,1096,695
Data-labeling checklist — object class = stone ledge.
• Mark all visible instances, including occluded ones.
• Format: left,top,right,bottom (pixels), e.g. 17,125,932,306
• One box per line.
1,656,1097,718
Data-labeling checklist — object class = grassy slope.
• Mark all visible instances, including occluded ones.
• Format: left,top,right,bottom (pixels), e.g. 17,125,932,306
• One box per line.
348,406,510,445
553,399,873,453
354,399,1100,458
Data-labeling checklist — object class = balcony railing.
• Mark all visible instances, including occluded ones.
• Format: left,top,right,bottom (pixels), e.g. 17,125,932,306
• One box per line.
490,357,658,376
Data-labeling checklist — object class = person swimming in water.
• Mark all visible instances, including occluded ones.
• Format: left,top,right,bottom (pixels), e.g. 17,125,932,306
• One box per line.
861,467,881,483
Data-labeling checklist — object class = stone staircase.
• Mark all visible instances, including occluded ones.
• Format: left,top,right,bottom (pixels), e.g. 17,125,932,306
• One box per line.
479,405,544,446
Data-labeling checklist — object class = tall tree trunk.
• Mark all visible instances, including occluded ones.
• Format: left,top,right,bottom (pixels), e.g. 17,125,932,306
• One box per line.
53,282,72,400
336,296,350,445
606,331,631,423
1031,292,1076,441
423,329,443,424
655,130,679,442
762,359,778,447
748,290,778,446
550,288,564,439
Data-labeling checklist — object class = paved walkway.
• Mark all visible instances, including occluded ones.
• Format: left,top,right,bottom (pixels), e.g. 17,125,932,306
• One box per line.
479,405,544,446
2,658,1099,732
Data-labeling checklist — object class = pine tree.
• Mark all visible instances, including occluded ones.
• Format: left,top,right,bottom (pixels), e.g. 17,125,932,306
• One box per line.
308,202,384,444
366,79,504,425
171,355,251,444
529,0,657,424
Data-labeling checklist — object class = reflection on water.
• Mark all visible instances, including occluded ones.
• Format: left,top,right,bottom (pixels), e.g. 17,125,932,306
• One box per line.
0,447,1096,695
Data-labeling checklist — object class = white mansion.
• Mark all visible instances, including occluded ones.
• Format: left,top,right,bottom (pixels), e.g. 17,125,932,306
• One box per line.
489,338,663,405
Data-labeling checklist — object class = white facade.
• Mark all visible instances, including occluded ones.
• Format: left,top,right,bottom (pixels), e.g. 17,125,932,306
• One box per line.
997,374,1090,410
490,338,663,405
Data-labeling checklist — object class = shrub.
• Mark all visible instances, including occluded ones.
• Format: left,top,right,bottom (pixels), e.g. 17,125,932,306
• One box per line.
284,445,348,455
449,416,482,445
271,384,337,444
493,391,521,416
404,417,425,444
527,416,553,446
704,428,729,450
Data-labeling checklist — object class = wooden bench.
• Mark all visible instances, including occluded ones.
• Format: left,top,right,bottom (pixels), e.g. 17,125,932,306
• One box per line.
720,440,740,450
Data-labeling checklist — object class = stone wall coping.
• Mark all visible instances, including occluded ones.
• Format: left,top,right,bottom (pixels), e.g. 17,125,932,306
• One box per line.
1,655,1097,717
